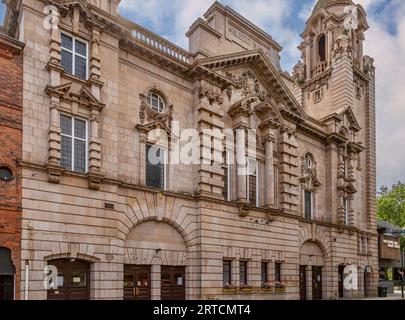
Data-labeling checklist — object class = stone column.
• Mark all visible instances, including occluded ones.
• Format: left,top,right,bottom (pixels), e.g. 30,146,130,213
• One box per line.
305,38,313,79
90,27,103,99
358,33,365,70
236,128,247,203
263,135,275,208
139,129,148,186
151,265,161,300
326,27,333,65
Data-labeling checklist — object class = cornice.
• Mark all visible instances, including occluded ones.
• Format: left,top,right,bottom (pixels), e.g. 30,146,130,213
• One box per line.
186,18,222,39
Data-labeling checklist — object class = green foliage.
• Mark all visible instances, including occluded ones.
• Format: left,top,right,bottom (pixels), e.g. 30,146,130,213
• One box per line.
377,182,405,250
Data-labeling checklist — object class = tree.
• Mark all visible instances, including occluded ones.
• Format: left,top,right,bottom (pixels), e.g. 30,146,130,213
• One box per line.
377,182,405,251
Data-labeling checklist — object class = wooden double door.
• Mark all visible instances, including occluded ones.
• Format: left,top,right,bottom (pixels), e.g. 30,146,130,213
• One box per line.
124,265,151,300
299,266,323,300
312,266,323,300
47,259,90,300
124,265,186,300
161,266,185,301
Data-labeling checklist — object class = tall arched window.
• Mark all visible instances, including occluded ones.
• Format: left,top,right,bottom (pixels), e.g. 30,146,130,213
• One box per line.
318,35,326,62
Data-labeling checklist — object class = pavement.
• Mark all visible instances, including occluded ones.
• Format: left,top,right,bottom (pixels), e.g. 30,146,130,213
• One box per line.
363,290,405,300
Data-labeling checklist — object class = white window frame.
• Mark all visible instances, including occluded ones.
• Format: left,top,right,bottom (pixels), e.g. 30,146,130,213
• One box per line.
343,198,350,226
146,144,167,191
61,32,89,80
147,92,166,113
60,114,89,173
304,190,314,220
247,158,259,207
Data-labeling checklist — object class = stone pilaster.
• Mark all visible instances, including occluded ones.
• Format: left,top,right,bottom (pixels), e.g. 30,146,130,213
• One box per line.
46,7,64,183
278,127,299,213
195,81,225,199
262,133,276,208
88,108,104,190
365,56,377,232
330,34,354,114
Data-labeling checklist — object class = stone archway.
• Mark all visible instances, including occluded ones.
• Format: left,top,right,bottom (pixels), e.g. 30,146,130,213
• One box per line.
299,241,327,300
123,220,189,300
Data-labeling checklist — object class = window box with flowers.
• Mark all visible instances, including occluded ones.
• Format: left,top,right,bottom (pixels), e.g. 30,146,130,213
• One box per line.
222,283,238,294
239,283,253,293
274,281,287,293
261,282,274,292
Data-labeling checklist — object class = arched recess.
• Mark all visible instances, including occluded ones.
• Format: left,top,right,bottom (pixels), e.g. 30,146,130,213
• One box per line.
299,240,327,267
124,219,189,266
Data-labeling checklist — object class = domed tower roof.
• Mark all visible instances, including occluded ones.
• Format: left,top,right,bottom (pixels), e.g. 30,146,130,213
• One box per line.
312,0,354,14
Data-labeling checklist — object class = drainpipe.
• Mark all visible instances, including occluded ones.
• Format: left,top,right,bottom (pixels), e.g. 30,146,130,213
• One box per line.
25,260,29,300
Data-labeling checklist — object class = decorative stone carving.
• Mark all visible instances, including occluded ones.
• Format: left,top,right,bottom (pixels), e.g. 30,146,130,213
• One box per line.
198,87,224,105
137,93,174,137
226,70,267,101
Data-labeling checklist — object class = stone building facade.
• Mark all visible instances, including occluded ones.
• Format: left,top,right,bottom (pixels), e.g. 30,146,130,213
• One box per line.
0,0,24,300
6,0,378,300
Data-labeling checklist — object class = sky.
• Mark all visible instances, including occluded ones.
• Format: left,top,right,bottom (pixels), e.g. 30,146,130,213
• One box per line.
0,2,6,26
118,0,405,190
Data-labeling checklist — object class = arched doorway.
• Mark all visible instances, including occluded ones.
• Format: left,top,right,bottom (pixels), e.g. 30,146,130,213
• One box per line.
124,221,188,300
0,247,16,300
299,241,326,300
47,259,90,300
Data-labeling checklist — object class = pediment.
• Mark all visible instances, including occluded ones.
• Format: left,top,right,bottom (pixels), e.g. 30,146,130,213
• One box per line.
194,50,306,122
53,0,103,28
340,107,361,132
45,83,105,111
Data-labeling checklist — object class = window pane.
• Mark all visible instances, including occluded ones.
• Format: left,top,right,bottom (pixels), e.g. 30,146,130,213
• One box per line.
61,34,73,50
146,145,165,189
249,175,256,206
74,139,86,173
61,50,73,74
261,262,268,284
75,40,87,56
60,115,72,135
240,261,247,285
305,191,312,219
61,136,72,170
275,263,281,282
70,273,86,287
74,119,86,139
223,260,231,285
75,56,87,79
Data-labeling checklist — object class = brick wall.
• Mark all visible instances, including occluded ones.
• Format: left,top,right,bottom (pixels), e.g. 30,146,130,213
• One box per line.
0,33,24,300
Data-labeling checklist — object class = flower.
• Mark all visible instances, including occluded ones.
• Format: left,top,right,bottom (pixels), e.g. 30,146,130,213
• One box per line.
262,282,274,289
275,281,287,289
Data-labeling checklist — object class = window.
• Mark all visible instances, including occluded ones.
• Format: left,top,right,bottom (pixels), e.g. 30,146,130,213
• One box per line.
261,262,268,286
146,144,166,190
247,158,258,206
61,33,88,79
304,154,313,169
223,151,232,201
304,190,314,220
60,115,88,173
147,92,166,113
0,167,13,181
318,35,326,62
223,260,232,286
240,261,248,286
343,198,350,226
275,263,282,283
314,90,321,101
